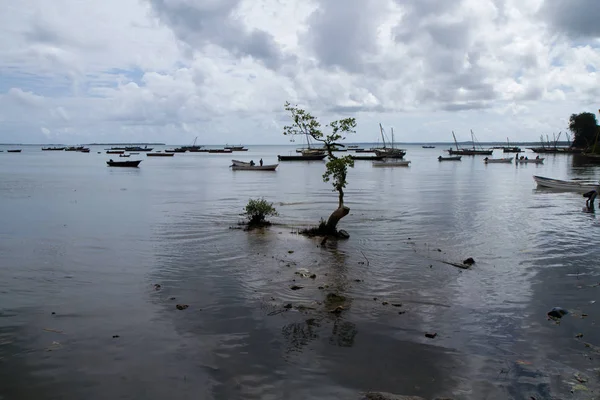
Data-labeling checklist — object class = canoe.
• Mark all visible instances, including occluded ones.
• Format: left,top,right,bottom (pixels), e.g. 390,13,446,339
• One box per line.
278,154,326,161
231,159,251,166
448,148,493,155
208,149,233,153
106,160,142,167
516,157,544,164
422,145,436,148
438,156,461,161
42,147,65,151
484,157,512,164
7,149,22,153
147,152,174,157
373,160,411,167
533,175,600,193
107,150,124,154
231,164,278,171
351,155,385,161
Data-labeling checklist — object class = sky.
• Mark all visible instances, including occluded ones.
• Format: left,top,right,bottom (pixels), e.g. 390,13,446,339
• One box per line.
0,0,599,144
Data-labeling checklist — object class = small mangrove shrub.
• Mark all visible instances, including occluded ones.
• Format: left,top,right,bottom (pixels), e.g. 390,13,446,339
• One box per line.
244,198,278,226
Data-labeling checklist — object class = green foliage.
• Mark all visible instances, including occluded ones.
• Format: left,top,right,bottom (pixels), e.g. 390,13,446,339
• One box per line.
244,198,278,225
569,112,599,149
283,102,357,205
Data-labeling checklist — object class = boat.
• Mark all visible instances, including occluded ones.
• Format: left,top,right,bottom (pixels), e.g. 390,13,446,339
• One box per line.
7,149,22,153
502,137,521,153
165,148,186,153
447,130,493,155
355,149,374,153
208,148,233,153
107,150,125,154
224,145,248,151
484,157,513,164
373,125,406,158
278,154,327,161
347,145,360,149
515,157,544,164
231,160,251,166
231,163,278,171
42,147,65,151
108,146,153,152
179,137,203,152
422,145,436,149
147,152,174,157
129,153,140,155
372,160,411,167
106,159,142,167
438,156,462,161
351,155,385,161
533,175,600,193
528,132,583,154
119,154,130,158
65,146,86,152
79,148,90,153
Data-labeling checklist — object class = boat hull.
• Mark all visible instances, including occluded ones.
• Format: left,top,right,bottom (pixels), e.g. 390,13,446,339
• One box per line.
373,160,411,167
7,150,22,153
438,156,461,161
277,154,327,161
448,149,493,155
106,160,142,167
533,175,600,193
147,153,174,157
351,155,385,161
231,164,278,171
484,158,513,164
516,158,544,164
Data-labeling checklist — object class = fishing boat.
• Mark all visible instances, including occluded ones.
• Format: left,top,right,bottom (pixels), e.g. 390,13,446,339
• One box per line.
278,154,326,161
502,137,521,153
231,159,250,166
107,146,153,151
351,155,385,161
484,157,513,164
231,163,278,171
7,149,22,153
372,160,411,167
447,130,493,155
180,137,203,152
373,125,406,158
65,146,86,152
224,145,248,151
347,145,360,149
147,152,174,157
165,148,186,153
119,154,130,158
533,176,600,193
208,148,233,153
515,157,544,164
107,150,125,154
355,149,374,153
106,159,142,167
438,156,462,161
422,145,436,149
42,147,66,151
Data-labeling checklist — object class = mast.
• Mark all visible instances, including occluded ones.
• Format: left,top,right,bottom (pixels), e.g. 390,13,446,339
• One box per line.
470,129,476,150
452,131,460,150
391,127,395,150
379,123,387,149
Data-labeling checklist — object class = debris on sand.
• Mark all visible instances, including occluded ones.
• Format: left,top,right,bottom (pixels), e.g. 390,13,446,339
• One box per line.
154,284,161,290
463,257,475,265
176,304,189,310
330,306,344,315
290,285,303,290
547,307,568,319
441,261,470,270
425,332,437,339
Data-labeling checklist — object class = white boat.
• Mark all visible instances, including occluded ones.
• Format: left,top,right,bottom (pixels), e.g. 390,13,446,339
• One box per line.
533,175,600,193
231,159,250,166
438,156,461,161
231,164,278,171
373,160,411,167
484,157,512,164
516,157,544,164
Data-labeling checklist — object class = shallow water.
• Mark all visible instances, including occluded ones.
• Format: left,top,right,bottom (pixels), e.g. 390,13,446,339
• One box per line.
1,145,599,399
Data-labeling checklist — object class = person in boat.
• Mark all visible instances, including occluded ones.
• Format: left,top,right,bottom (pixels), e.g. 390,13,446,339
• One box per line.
484,157,489,161
250,160,255,166
259,158,263,166
525,156,528,160
536,155,539,159
109,159,113,162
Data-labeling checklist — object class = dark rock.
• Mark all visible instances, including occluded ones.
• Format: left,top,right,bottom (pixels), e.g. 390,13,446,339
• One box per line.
437,249,442,252
382,301,389,306
354,279,362,282
51,312,56,315
463,257,475,265
398,311,406,315
547,307,568,319
338,229,350,239
288,250,294,254
154,284,161,290
318,286,324,290
284,303,293,309
373,297,378,301
330,306,344,314
391,303,402,307
310,274,317,279
176,304,189,310
170,297,176,300
112,335,120,338
576,333,584,338
425,332,437,339
290,285,303,290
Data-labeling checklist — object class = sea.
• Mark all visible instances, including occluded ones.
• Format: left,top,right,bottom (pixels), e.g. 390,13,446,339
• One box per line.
0,144,599,400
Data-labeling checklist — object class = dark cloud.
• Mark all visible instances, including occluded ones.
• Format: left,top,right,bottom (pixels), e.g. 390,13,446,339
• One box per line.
542,0,600,38
148,0,285,69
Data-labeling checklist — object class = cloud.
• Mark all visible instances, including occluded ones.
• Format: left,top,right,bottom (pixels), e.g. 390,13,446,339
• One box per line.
541,0,600,38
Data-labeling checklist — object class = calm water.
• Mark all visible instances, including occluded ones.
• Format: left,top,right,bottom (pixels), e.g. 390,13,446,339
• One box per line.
0,145,599,400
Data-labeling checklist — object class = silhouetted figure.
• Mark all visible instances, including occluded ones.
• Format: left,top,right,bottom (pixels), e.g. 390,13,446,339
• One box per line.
250,160,255,166
584,190,597,212
259,158,263,166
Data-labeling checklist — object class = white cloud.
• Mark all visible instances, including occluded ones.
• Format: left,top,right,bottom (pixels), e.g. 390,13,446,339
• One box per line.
0,0,599,144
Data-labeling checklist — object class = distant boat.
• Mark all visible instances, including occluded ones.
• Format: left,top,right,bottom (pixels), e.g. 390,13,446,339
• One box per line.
447,130,493,155
108,146,153,152
180,137,203,152
208,149,233,153
65,146,87,152
7,149,21,153
516,157,544,164
533,175,600,193
372,160,411,167
502,137,521,153
224,145,248,151
147,152,174,157
165,148,186,153
278,154,326,161
484,157,513,164
119,154,130,158
347,145,360,149
354,149,374,153
438,156,462,161
107,150,124,154
422,145,436,149
373,125,406,158
231,163,278,171
106,159,142,167
351,155,385,161
42,147,65,151
79,148,90,153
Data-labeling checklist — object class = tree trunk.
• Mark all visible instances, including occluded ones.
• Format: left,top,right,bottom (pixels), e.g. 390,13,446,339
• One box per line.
326,205,349,232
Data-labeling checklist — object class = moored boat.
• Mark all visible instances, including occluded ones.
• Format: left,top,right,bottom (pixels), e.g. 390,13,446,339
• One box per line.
515,157,544,164
351,155,385,161
484,157,513,164
106,159,142,167
208,148,233,153
107,150,124,154
42,147,66,151
533,175,600,193
372,160,411,167
7,149,22,153
231,164,278,171
147,152,174,157
225,145,248,151
278,154,327,161
438,156,462,161
422,145,436,148
119,154,130,158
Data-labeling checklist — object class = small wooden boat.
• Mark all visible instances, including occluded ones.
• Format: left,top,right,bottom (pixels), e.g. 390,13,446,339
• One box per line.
119,154,130,158
373,160,411,167
484,157,512,164
533,175,600,193
231,159,250,166
208,149,233,153
107,150,125,154
516,157,544,164
7,149,22,153
438,156,461,161
147,152,174,157
129,152,140,155
65,146,86,152
79,148,90,153
351,155,385,161
42,147,66,151
278,154,327,161
422,145,436,149
231,164,278,171
225,145,248,151
106,160,142,167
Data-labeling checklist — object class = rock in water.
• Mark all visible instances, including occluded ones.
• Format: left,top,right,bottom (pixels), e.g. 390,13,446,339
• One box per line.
547,307,568,319
463,257,475,266
338,229,350,239
176,304,189,310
